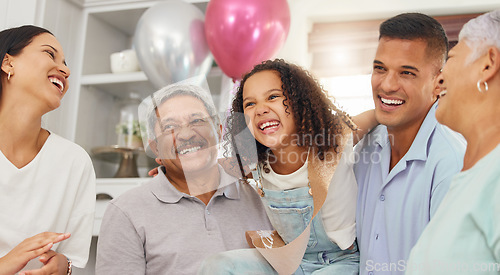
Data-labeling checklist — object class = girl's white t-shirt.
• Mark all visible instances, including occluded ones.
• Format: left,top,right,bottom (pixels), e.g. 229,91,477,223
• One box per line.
261,135,357,250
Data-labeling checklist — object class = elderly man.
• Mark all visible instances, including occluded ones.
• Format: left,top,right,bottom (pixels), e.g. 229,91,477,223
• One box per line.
96,80,272,274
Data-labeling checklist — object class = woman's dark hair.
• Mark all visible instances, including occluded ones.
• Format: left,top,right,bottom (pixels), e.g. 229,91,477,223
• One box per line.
224,59,356,174
0,25,52,96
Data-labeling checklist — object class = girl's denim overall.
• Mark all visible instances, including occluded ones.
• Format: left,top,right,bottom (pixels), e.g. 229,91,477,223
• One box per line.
198,186,359,274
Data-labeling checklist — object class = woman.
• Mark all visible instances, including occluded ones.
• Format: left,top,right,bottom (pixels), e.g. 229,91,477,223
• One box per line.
407,10,500,274
0,25,95,274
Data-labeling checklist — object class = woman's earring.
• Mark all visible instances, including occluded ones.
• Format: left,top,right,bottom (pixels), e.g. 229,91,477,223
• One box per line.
7,71,11,80
477,80,489,93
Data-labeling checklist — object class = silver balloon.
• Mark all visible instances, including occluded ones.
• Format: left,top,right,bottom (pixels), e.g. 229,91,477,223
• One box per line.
133,0,213,89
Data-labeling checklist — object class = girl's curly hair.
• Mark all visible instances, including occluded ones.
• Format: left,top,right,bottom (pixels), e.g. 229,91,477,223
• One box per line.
223,59,356,175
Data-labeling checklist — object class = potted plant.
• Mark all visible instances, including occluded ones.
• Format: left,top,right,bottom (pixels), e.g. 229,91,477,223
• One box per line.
116,120,143,148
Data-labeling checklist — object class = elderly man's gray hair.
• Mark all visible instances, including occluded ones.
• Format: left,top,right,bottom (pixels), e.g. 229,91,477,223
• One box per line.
138,77,219,157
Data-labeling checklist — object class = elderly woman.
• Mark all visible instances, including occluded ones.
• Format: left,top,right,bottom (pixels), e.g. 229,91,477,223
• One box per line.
406,10,500,274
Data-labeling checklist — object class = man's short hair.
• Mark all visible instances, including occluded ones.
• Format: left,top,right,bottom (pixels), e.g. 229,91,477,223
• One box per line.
379,13,448,70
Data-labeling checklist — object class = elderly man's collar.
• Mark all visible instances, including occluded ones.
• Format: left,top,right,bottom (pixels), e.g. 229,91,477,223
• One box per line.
151,165,240,204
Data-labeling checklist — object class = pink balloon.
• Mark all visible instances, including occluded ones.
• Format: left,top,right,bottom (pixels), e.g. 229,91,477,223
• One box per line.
205,0,291,80
190,19,211,66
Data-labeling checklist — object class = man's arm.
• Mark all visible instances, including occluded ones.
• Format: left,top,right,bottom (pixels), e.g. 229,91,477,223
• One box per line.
96,203,145,275
429,154,462,218
429,177,452,218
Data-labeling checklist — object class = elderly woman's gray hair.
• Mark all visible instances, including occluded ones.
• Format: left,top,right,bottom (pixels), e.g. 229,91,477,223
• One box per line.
138,80,219,156
459,9,500,64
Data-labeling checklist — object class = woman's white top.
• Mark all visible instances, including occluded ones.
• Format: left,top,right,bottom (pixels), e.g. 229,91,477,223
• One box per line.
0,132,96,269
261,136,357,250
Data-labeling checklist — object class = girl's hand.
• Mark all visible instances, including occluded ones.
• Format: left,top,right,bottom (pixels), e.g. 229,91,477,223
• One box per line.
352,109,378,145
0,232,70,275
147,158,162,177
20,250,68,275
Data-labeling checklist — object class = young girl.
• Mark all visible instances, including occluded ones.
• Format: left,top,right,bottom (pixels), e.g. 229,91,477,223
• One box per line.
199,59,375,274
0,25,95,274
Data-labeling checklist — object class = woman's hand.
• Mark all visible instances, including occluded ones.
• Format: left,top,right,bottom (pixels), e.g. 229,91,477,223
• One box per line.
0,232,70,275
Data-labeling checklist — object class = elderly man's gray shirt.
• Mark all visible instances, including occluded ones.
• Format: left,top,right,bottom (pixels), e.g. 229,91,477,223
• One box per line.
96,165,272,275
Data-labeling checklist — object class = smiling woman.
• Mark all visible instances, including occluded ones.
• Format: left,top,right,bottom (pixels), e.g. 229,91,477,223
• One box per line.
0,25,95,274
407,10,500,275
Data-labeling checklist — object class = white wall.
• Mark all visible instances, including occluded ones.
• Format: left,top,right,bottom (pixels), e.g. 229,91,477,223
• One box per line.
40,0,85,141
1,0,84,140
278,0,500,67
0,0,41,29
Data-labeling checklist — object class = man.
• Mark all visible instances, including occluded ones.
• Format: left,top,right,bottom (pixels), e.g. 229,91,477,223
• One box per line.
354,13,466,275
95,81,272,274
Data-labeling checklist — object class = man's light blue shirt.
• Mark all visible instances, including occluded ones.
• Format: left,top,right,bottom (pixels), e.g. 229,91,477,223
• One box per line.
354,103,466,275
